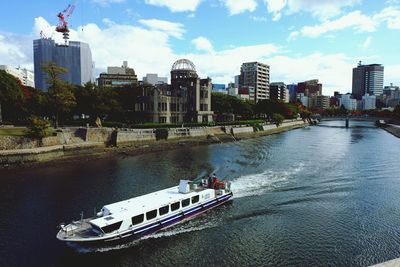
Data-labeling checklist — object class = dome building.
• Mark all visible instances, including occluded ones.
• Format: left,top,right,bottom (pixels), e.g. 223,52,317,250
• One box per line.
135,59,213,124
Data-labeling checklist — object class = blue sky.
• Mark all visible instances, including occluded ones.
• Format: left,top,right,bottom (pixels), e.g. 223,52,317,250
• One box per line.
0,0,399,95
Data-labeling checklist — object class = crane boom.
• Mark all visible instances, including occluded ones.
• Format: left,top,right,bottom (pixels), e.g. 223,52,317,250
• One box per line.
56,1,76,33
55,1,77,46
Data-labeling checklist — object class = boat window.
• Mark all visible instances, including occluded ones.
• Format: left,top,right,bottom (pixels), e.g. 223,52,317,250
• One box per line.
131,214,144,225
90,223,104,234
192,195,200,204
101,221,122,233
146,210,157,220
182,198,190,207
171,202,180,211
159,205,169,216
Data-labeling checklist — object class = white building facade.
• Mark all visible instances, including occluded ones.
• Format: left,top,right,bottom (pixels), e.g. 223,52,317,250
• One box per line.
0,65,35,87
362,94,376,110
340,94,358,110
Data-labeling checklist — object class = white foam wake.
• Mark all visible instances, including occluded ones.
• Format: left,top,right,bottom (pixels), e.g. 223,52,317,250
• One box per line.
230,162,305,199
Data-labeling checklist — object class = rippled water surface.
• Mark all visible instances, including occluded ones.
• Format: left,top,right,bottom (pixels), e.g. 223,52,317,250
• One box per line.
1,120,400,267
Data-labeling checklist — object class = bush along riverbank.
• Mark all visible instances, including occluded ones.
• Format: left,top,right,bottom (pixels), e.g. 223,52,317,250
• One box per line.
0,119,311,167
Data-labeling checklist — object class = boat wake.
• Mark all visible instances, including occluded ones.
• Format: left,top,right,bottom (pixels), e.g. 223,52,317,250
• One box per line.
230,162,305,199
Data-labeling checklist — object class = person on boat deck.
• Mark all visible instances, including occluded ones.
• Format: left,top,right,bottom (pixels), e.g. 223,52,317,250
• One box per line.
202,177,208,187
212,173,218,185
208,175,213,188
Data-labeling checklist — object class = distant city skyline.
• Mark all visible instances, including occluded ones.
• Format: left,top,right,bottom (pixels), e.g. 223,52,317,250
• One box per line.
0,0,399,95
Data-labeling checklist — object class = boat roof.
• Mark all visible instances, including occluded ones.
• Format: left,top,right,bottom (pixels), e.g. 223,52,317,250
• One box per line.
90,184,212,228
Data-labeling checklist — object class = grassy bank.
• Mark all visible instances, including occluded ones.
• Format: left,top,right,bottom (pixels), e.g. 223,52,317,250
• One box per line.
0,128,27,136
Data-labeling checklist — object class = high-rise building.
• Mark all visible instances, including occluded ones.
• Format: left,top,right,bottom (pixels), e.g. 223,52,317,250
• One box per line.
239,62,270,102
0,65,35,87
340,94,357,110
352,62,384,99
33,38,93,91
297,79,322,97
97,61,138,88
313,95,330,109
270,82,289,103
287,84,297,102
361,94,376,110
142,73,168,85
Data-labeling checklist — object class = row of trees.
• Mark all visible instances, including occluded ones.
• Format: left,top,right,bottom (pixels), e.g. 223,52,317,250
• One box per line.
211,93,311,121
0,64,146,127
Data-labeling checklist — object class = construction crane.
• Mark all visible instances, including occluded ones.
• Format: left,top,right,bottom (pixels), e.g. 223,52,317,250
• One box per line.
56,1,76,45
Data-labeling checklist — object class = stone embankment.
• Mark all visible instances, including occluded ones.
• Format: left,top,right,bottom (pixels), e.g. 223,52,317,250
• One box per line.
383,124,400,138
0,119,310,166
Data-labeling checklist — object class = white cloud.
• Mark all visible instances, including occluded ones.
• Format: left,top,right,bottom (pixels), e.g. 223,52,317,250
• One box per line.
264,0,287,21
250,16,268,22
222,0,257,15
263,0,360,21
286,0,361,20
374,7,400,29
192,37,214,53
144,0,202,12
267,53,354,95
138,19,185,39
292,10,376,38
288,6,400,40
91,0,126,6
362,36,372,50
287,31,299,41
385,65,400,86
0,34,32,69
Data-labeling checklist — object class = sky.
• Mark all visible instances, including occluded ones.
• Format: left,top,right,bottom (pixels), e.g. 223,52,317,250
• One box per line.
0,0,399,96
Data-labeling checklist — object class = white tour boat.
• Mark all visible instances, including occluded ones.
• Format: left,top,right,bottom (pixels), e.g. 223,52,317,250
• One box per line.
57,177,233,247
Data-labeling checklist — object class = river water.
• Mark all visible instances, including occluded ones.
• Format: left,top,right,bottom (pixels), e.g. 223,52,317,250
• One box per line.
1,120,400,267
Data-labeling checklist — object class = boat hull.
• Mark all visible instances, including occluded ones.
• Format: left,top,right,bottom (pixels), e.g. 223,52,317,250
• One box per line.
61,192,233,249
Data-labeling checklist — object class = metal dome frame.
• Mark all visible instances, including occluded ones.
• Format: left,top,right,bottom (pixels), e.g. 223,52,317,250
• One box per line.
171,59,196,72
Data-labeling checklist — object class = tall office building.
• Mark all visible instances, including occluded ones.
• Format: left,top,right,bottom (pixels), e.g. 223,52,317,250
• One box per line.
33,38,93,91
142,74,168,85
97,61,138,88
270,82,289,103
352,62,384,100
239,62,270,102
297,79,322,97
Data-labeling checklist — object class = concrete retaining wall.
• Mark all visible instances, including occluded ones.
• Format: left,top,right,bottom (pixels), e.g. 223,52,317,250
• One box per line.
0,136,40,150
231,126,255,135
116,129,156,145
85,128,114,143
262,124,277,131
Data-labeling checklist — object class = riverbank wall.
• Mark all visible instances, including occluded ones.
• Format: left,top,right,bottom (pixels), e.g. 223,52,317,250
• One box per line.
383,125,400,138
0,120,310,166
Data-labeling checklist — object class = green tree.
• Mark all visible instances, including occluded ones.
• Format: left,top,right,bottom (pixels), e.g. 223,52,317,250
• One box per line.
0,70,23,123
42,62,76,128
272,113,284,126
28,116,51,138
